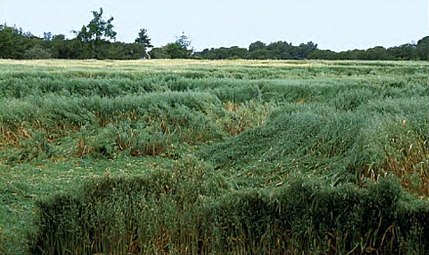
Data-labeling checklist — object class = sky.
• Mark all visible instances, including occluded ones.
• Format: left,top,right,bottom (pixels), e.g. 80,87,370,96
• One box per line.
0,0,427,51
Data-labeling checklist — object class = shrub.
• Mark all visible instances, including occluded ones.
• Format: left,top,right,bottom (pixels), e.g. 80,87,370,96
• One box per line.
24,47,52,59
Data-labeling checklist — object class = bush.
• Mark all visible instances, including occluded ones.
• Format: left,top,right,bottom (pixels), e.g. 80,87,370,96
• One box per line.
24,46,52,59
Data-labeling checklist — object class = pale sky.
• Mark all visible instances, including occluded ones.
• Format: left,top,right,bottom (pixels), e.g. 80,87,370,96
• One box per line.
0,0,427,51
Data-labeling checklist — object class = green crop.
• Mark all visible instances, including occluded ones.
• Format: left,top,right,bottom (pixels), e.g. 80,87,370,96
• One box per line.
0,59,427,254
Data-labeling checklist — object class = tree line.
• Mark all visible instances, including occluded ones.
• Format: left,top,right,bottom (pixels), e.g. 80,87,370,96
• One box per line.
195,39,429,61
0,8,428,60
0,8,152,60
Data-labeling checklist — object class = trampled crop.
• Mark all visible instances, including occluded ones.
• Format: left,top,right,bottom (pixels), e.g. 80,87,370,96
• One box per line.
0,59,427,254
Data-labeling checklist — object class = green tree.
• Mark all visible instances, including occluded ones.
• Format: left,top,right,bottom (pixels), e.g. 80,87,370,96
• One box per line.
43,32,52,41
74,8,117,58
104,42,146,59
266,41,293,59
149,47,169,59
171,32,193,58
365,46,393,60
135,28,152,59
0,24,37,59
416,36,429,60
164,42,189,58
176,32,192,50
249,41,266,51
0,25,18,58
387,43,416,60
296,41,317,59
308,49,338,60
152,32,193,59
135,28,152,48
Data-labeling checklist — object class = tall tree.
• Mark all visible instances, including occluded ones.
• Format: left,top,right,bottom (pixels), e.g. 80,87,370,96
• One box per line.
135,28,152,59
74,8,117,58
176,32,192,49
135,28,152,48
169,32,192,58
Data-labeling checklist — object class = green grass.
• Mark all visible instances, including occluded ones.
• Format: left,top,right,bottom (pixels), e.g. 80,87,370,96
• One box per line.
0,59,428,254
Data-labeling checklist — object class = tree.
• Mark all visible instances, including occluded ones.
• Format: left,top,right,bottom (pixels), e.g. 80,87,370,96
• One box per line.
176,32,192,50
151,32,193,59
387,43,416,60
249,41,266,51
76,8,116,42
308,49,338,60
266,41,293,59
135,28,152,48
135,28,152,59
0,24,36,59
74,8,117,58
171,32,193,58
296,41,318,59
149,47,169,59
43,32,52,41
365,46,393,60
0,25,18,58
164,42,189,59
416,36,429,60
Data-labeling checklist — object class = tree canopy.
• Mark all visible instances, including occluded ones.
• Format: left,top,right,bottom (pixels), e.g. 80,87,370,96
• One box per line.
135,28,153,48
0,8,427,61
149,32,193,59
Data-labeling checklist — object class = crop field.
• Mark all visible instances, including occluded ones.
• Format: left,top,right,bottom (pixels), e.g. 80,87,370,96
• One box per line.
0,59,428,254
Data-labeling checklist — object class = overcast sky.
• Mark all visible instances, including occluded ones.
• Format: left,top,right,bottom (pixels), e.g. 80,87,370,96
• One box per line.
0,0,427,51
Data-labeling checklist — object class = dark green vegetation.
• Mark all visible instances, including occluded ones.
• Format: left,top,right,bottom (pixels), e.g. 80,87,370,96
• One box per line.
194,37,429,61
0,59,428,254
1,8,428,60
0,8,148,60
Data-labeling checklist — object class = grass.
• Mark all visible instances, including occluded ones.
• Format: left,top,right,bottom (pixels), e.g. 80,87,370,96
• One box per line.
0,59,428,254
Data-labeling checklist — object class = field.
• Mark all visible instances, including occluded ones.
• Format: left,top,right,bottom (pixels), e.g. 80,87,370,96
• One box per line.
0,59,428,254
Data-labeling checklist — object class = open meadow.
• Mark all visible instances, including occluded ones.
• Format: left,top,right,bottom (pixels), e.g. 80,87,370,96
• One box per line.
0,59,428,254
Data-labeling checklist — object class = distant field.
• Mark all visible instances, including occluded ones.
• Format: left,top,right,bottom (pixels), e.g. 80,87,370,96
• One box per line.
0,59,428,254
